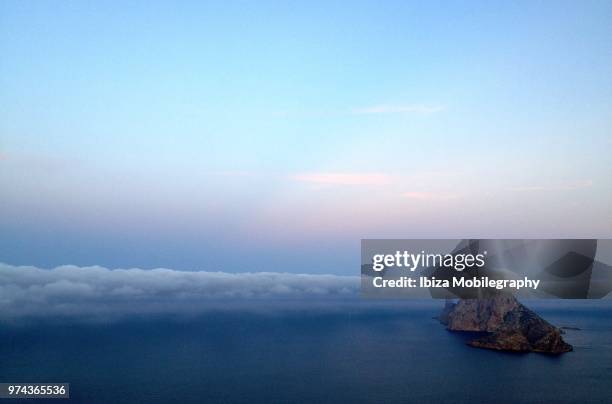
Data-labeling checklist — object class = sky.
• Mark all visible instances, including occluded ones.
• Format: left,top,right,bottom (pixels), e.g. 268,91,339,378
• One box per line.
1,1,611,274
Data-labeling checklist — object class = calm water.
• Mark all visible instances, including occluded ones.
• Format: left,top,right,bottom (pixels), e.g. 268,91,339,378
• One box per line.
0,301,611,403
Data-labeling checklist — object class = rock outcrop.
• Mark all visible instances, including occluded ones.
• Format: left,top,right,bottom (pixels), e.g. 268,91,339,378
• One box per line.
439,295,572,354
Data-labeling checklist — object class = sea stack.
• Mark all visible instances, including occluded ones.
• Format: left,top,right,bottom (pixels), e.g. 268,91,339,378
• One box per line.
439,295,573,354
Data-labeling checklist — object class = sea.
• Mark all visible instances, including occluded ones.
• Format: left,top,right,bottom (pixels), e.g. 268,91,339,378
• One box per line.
0,300,610,403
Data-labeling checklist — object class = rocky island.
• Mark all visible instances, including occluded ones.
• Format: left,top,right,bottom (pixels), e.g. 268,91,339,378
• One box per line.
438,295,573,354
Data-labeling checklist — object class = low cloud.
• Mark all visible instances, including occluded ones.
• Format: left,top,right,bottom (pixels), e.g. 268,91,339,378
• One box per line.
0,263,359,321
352,104,444,115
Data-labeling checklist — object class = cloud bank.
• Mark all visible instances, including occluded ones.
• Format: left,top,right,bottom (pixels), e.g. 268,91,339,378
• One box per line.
0,263,359,321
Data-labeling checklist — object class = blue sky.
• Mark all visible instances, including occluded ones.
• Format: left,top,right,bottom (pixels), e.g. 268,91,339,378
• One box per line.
1,1,611,274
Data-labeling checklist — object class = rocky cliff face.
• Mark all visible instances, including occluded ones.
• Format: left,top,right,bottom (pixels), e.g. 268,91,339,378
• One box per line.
442,295,520,332
439,296,572,354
